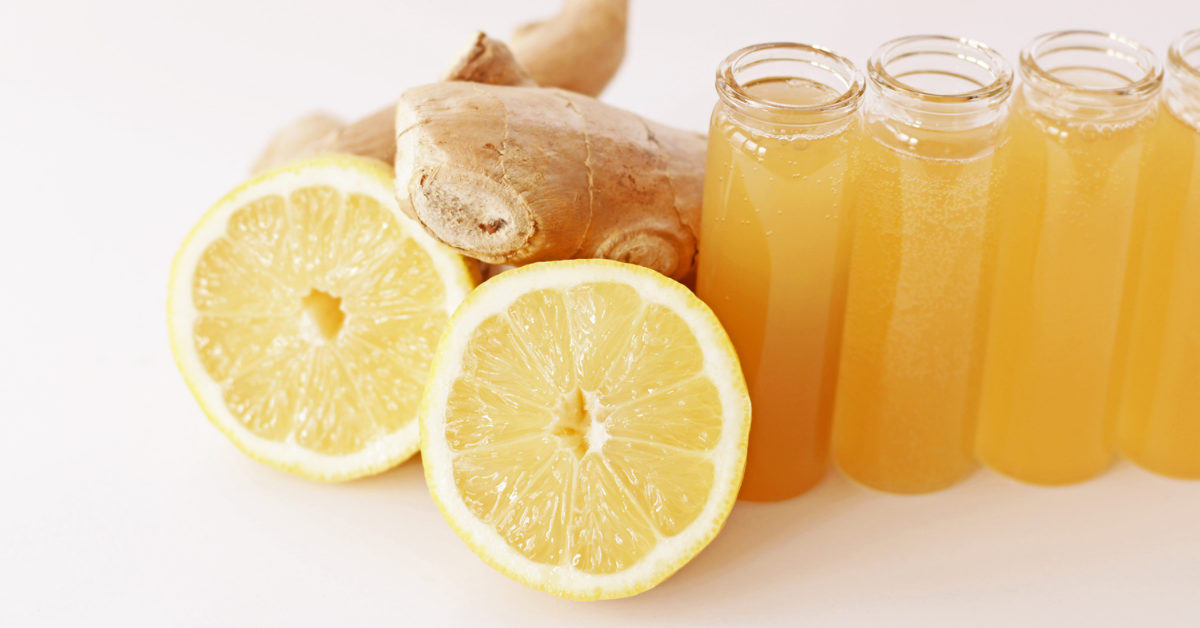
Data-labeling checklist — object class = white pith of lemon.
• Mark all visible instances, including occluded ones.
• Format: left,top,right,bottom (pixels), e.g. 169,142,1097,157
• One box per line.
168,155,474,481
420,260,750,600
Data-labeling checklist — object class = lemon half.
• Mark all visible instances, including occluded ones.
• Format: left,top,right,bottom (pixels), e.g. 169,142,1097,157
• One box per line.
169,155,474,481
420,260,750,600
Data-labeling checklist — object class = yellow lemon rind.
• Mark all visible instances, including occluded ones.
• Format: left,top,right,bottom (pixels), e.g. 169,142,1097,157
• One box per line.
419,259,751,600
168,154,475,482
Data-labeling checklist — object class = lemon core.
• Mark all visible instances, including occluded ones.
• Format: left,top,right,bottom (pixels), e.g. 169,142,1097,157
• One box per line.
300,288,345,342
550,388,612,460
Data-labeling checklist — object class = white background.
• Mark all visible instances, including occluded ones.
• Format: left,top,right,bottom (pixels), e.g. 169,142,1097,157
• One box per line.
3,0,1199,625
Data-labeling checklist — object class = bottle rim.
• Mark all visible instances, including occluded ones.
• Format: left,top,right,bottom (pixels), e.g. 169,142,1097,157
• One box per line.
716,42,865,118
1169,29,1200,82
868,35,1013,105
1020,30,1162,98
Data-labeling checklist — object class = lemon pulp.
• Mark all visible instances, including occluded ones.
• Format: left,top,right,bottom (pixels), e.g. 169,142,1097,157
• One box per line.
446,281,724,574
192,185,447,456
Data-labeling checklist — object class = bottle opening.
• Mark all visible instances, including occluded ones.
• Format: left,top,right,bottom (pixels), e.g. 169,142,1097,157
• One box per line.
1167,30,1200,130
717,42,864,122
1169,30,1200,81
1021,31,1162,99
869,35,1013,103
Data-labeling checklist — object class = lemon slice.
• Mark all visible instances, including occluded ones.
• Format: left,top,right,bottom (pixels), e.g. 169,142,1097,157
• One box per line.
168,155,474,481
420,260,750,600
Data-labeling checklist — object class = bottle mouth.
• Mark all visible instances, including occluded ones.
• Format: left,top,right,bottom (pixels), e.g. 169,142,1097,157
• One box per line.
868,35,1013,105
1020,30,1162,100
1166,30,1200,130
716,42,865,121
1169,29,1200,83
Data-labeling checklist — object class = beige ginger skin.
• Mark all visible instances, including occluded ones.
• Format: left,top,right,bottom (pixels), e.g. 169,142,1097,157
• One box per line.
394,81,705,280
253,0,707,280
253,0,627,174
508,0,628,97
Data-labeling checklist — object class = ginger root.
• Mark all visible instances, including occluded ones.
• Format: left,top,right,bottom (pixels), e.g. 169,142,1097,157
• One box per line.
248,1,704,280
440,32,539,88
251,106,396,174
250,113,342,174
394,80,705,280
252,0,626,174
509,0,628,98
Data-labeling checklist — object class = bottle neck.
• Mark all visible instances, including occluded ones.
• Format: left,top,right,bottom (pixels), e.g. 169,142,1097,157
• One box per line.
718,92,861,139
715,42,864,138
865,91,1011,160
1166,30,1200,131
1017,31,1162,125
865,35,1013,159
1018,76,1161,125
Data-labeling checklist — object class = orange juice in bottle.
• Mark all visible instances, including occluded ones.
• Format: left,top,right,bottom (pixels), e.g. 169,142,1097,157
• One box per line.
697,43,864,501
978,31,1163,485
1117,30,1200,479
832,36,1014,494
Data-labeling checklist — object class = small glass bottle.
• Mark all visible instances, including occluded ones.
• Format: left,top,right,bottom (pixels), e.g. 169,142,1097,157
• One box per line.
978,31,1163,485
832,35,1014,494
1116,30,1200,479
696,43,864,501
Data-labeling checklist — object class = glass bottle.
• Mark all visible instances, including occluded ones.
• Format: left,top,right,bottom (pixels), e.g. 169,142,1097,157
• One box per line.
696,43,864,501
832,35,1014,494
1116,30,1200,479
977,31,1163,485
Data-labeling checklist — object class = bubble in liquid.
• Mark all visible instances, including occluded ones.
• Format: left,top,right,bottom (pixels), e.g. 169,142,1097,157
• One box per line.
1080,123,1099,141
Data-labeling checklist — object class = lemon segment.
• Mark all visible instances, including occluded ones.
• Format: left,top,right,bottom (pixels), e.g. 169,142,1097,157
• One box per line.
169,155,474,481
421,260,750,600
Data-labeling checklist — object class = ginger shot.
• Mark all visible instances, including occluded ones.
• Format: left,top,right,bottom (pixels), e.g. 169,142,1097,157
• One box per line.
696,43,864,501
832,36,1014,494
978,31,1163,485
1117,30,1200,479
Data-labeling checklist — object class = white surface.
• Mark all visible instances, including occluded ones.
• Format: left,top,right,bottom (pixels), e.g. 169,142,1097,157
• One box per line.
1,0,1198,625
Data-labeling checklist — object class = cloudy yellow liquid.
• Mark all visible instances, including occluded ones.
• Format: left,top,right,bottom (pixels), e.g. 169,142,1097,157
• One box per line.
832,127,1006,494
978,91,1157,485
1117,106,1200,479
697,78,858,501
